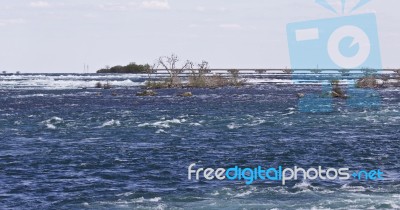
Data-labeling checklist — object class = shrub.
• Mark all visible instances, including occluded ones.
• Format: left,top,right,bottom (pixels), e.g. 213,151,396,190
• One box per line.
188,73,246,88
95,82,103,88
188,75,207,87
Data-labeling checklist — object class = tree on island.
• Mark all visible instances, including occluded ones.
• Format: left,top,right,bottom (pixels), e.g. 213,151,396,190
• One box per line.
158,54,193,86
97,62,150,73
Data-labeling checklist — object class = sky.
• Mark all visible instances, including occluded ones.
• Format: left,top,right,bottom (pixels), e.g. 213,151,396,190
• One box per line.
0,0,399,73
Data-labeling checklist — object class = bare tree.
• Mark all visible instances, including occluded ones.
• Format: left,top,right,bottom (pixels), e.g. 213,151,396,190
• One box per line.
158,54,193,86
189,60,210,87
146,62,158,81
198,61,211,74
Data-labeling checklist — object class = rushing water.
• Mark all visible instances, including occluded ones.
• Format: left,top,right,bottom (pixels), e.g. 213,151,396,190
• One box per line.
0,74,399,209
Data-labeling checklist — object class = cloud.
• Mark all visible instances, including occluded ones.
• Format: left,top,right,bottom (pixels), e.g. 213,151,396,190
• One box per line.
219,24,242,30
0,18,26,27
83,13,98,19
141,0,170,10
98,3,128,11
196,6,206,12
219,7,228,12
30,1,50,8
188,24,200,28
98,2,140,11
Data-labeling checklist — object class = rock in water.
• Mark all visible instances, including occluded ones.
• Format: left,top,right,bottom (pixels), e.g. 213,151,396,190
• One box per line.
136,90,157,96
297,93,305,98
178,92,193,97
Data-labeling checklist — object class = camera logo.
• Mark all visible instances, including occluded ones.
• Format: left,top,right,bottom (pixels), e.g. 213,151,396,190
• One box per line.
287,13,381,70
286,0,382,113
328,25,370,68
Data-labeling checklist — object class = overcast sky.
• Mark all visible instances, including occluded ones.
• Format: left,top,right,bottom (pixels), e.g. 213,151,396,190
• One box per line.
0,0,399,73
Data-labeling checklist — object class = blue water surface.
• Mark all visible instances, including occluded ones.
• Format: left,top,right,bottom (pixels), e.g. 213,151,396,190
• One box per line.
0,74,399,209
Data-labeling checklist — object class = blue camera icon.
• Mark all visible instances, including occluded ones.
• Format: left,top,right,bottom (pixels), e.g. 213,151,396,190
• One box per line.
287,13,382,113
287,13,381,71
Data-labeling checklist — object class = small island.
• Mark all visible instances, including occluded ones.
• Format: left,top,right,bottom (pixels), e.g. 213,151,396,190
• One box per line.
96,54,246,90
97,63,150,74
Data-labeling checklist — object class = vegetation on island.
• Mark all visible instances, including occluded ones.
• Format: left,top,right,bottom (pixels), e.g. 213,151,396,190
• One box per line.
96,54,246,90
97,63,150,74
145,54,246,89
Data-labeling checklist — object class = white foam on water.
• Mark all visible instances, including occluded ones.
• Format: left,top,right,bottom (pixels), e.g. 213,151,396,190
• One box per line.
132,197,145,203
100,119,121,128
13,94,48,98
189,122,202,126
227,122,241,129
40,116,64,129
282,111,296,116
138,119,184,129
116,192,134,197
293,180,312,190
211,191,220,196
148,197,162,202
233,190,252,198
46,124,57,130
310,206,331,210
244,118,266,126
227,115,266,129
46,116,63,122
0,74,146,80
132,197,162,203
0,74,145,89
246,78,294,85
340,184,366,192
155,129,167,134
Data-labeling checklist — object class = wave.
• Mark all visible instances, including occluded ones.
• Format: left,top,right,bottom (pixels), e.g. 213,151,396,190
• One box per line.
132,197,162,203
246,78,294,84
100,119,121,128
1,79,144,89
227,115,266,129
138,118,185,129
0,74,145,89
1,74,147,80
40,116,64,130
